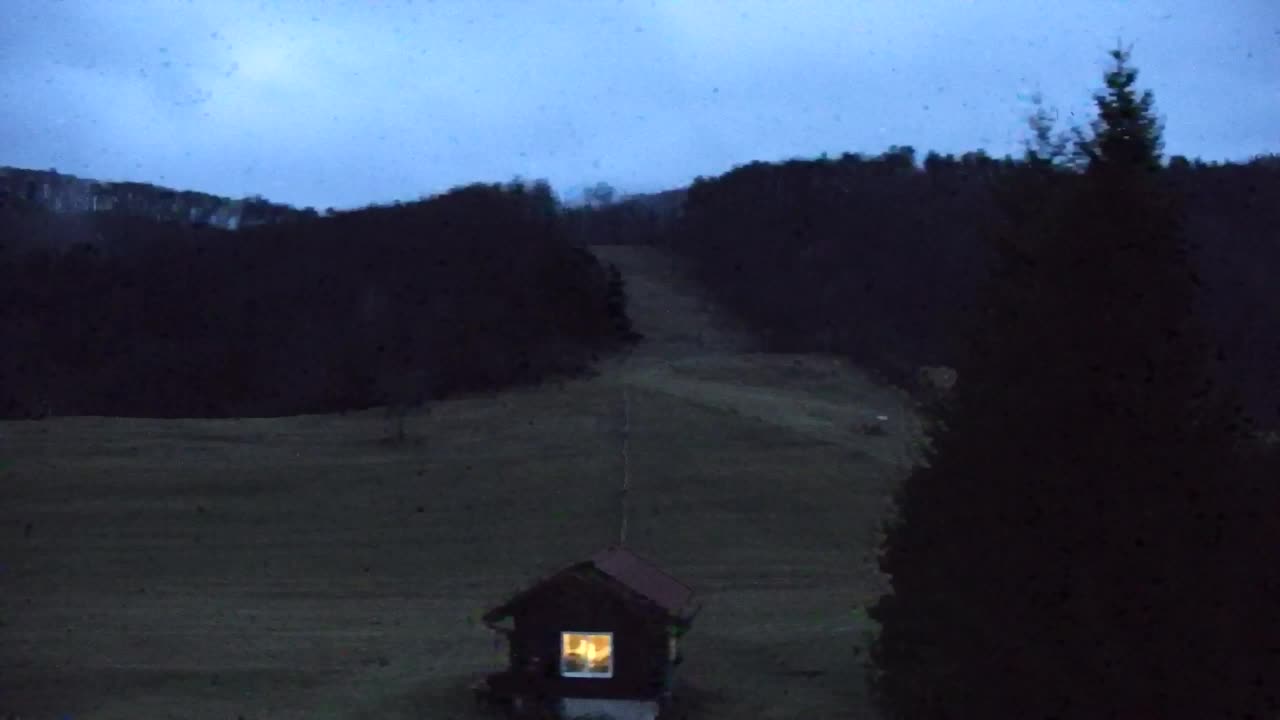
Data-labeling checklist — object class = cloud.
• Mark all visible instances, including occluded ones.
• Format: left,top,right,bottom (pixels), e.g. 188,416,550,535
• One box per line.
0,0,1275,209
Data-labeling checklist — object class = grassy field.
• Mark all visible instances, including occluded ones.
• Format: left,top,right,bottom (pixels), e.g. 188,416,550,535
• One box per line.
0,245,925,719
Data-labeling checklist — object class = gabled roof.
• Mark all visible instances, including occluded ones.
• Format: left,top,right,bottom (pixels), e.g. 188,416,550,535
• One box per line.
483,545,697,625
589,546,694,618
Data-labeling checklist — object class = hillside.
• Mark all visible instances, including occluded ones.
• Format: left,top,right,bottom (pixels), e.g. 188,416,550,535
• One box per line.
0,165,305,231
0,244,919,720
0,181,626,419
652,152,1280,427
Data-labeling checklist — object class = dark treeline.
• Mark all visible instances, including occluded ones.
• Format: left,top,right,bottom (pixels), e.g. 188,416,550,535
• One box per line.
573,148,1280,428
560,187,686,248
680,148,1000,390
1168,156,1280,430
868,50,1280,717
0,180,634,418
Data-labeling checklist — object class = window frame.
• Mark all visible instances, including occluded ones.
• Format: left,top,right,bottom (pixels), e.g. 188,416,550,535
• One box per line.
559,630,615,679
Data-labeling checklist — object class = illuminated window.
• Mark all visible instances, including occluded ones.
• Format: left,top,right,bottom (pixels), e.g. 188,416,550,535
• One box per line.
560,632,614,678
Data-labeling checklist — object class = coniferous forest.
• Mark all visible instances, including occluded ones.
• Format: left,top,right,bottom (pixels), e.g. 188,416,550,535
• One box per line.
0,180,635,418
571,144,1280,433
863,50,1279,718
5,93,1275,432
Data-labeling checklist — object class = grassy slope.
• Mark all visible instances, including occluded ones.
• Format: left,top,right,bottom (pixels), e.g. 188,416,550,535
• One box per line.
0,245,923,720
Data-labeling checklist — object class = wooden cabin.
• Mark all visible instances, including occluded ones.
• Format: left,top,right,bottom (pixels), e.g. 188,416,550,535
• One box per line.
477,545,700,720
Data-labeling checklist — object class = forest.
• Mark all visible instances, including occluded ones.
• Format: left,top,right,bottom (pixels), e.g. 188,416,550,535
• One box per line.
568,149,1280,430
0,179,635,418
4,144,1276,431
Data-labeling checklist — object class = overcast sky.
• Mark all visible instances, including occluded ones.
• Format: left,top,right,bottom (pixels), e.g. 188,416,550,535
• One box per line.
2,1,1276,210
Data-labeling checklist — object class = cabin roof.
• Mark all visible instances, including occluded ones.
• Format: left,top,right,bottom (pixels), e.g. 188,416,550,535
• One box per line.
483,545,696,624
589,546,693,617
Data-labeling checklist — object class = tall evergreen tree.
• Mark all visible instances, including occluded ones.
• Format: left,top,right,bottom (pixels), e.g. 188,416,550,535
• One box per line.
867,47,1279,718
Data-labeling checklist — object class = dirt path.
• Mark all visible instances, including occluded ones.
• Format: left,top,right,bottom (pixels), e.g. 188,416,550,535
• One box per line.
591,244,925,463
589,244,759,361
579,245,921,719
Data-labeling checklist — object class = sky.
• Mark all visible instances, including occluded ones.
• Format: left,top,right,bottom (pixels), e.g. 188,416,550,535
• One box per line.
2,1,1277,210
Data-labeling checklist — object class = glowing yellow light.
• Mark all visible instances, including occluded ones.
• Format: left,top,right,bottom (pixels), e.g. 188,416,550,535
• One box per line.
561,632,613,676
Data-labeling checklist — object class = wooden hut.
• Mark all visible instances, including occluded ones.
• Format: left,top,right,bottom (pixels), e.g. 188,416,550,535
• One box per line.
476,545,700,720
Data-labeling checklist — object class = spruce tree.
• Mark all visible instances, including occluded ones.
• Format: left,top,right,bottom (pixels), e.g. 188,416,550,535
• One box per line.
606,263,642,343
867,47,1280,718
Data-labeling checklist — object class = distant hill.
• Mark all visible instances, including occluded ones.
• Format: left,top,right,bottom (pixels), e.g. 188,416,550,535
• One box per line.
0,180,632,419
561,188,688,247
618,188,687,216
0,165,306,232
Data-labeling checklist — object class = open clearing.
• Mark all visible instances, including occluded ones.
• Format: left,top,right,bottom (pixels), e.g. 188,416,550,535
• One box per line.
1,245,924,719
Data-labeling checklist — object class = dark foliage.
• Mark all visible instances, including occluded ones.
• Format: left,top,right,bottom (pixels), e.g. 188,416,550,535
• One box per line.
561,190,685,248
868,49,1280,718
605,263,643,344
633,153,1280,428
0,181,630,418
672,148,1004,389
1168,157,1280,431
527,144,1280,433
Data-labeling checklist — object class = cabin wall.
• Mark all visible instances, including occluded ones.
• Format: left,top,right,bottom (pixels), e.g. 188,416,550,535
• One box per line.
510,573,673,701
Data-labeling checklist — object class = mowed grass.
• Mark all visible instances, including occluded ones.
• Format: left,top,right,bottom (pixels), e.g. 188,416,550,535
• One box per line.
0,246,921,720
